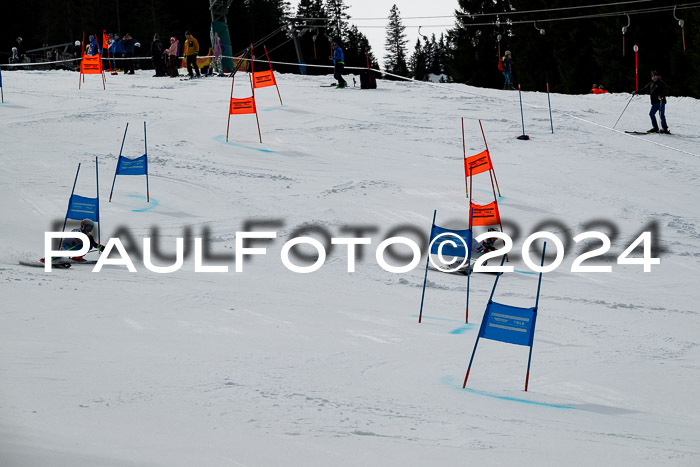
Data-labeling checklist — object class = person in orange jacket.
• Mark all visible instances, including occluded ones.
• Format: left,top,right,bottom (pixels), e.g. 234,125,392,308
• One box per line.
183,30,200,78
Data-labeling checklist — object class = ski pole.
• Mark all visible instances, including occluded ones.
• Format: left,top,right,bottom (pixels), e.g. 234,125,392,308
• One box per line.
613,93,636,129
546,73,554,134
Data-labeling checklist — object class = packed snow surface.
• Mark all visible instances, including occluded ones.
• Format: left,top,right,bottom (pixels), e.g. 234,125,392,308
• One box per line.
1,69,699,466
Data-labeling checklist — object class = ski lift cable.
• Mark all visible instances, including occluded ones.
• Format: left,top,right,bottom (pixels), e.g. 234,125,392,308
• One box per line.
349,3,700,29
294,0,657,21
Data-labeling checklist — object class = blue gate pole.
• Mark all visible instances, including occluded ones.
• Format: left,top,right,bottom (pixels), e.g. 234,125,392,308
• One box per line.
418,210,437,323
463,254,507,388
144,121,150,202
109,123,129,202
546,77,554,134
518,84,526,137
95,156,100,245
525,241,547,391
59,164,81,250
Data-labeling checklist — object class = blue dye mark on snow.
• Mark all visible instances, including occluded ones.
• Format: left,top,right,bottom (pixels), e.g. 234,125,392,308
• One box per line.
410,314,463,323
440,375,574,409
464,388,574,409
214,135,275,153
514,269,538,275
472,187,506,201
260,105,287,111
126,195,159,212
449,323,475,334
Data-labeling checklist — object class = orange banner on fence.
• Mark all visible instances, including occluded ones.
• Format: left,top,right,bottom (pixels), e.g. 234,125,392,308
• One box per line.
253,70,277,88
464,149,493,177
229,97,257,115
180,52,212,70
470,201,501,226
80,55,103,74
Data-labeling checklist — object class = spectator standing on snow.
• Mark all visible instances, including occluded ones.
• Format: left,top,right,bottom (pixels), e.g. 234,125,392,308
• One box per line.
122,33,136,74
72,40,82,59
183,30,200,78
635,70,670,134
211,32,223,76
330,39,346,88
107,34,117,72
15,37,25,62
501,50,514,90
151,34,166,77
114,34,125,72
163,36,180,78
87,35,99,56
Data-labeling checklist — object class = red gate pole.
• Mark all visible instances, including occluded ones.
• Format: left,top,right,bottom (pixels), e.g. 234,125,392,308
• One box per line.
264,46,283,105
225,63,236,142
250,44,262,143
79,32,85,89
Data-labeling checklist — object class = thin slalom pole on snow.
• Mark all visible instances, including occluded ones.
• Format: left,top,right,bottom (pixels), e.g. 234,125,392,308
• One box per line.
612,93,636,129
418,210,437,323
109,123,129,202
144,121,150,202
478,120,502,197
546,74,554,134
517,84,529,140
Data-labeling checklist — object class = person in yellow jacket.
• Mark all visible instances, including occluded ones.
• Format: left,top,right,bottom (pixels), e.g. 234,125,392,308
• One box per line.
183,30,201,78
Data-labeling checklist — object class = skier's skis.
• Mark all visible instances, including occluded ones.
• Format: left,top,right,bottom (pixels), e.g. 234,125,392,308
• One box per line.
65,258,99,265
19,259,71,269
625,130,672,135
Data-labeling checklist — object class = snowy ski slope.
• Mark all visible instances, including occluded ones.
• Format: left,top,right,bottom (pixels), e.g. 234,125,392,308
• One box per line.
1,69,699,466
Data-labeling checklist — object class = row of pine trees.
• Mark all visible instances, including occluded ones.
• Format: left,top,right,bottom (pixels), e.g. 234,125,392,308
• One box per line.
291,0,700,96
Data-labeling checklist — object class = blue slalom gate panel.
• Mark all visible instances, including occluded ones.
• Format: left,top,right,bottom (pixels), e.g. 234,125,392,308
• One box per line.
116,154,147,175
430,225,472,258
66,194,99,222
479,301,537,347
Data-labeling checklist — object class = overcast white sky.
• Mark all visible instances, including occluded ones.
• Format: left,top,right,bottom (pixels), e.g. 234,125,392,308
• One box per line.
290,0,459,66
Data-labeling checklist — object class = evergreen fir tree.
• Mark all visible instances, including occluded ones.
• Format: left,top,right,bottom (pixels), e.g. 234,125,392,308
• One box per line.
345,25,379,69
325,0,351,41
384,4,409,78
410,38,428,80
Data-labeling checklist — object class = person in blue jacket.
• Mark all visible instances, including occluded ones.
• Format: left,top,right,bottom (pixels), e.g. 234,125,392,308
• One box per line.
122,33,136,74
501,50,514,90
330,40,347,89
87,35,99,56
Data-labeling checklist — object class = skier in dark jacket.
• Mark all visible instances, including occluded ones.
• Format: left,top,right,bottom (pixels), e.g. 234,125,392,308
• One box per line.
501,50,514,89
635,70,669,133
330,40,346,88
